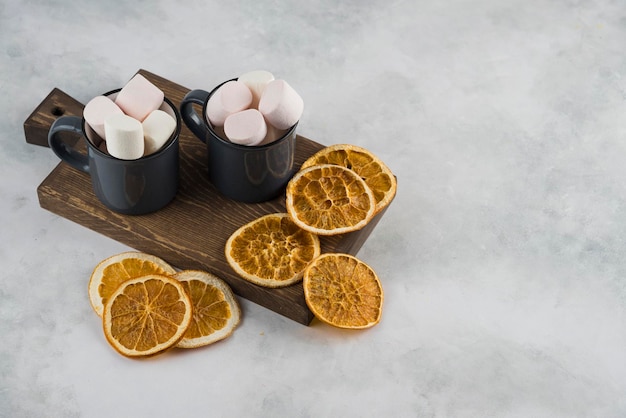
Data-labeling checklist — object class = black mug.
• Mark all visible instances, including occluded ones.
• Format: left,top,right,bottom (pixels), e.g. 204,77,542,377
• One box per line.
48,90,181,215
180,79,297,203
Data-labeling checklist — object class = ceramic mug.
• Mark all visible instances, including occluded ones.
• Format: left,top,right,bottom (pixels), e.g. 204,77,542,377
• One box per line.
180,79,297,203
47,90,181,215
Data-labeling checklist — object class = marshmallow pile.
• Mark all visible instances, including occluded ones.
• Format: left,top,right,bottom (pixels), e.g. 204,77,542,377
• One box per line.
207,70,304,146
83,74,176,160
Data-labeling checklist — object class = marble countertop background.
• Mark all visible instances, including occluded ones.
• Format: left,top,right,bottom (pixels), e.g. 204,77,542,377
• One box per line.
2,0,626,416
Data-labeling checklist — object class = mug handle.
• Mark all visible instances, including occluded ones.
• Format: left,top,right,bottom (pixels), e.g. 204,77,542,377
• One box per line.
48,115,90,173
180,89,210,143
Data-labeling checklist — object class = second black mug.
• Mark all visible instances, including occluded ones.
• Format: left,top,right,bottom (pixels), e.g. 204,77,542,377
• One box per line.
180,79,297,203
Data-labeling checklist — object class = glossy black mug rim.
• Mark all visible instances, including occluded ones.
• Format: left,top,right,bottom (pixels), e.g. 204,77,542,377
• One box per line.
201,78,298,150
83,88,182,161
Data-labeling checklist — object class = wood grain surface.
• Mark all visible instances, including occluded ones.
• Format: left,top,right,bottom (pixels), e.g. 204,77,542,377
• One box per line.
24,88,85,147
29,69,390,325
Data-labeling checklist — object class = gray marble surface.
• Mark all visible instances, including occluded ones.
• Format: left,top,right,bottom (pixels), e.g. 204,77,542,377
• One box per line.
2,0,626,416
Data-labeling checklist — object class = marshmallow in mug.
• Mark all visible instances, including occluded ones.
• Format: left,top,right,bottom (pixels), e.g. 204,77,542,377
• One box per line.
206,70,304,146
83,75,176,159
206,80,253,127
115,74,165,121
210,71,303,146
104,109,176,160
258,123,288,146
258,79,304,131
224,109,267,146
143,110,177,155
238,70,275,109
104,114,144,160
83,96,124,140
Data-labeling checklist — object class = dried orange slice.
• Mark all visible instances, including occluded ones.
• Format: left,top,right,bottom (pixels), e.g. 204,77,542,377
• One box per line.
286,164,375,235
303,253,383,329
300,144,397,214
225,213,321,287
173,270,241,348
102,274,192,357
89,251,177,317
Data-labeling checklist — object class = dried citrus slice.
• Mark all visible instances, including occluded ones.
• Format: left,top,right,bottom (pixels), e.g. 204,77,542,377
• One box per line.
300,144,397,213
225,213,321,287
102,274,192,357
286,164,375,235
173,270,241,348
89,251,177,317
303,253,383,329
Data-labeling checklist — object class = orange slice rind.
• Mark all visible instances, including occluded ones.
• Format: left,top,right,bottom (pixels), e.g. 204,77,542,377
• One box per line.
225,213,321,287
88,251,176,317
174,270,241,348
303,253,383,329
300,144,396,214
286,164,376,235
102,274,193,357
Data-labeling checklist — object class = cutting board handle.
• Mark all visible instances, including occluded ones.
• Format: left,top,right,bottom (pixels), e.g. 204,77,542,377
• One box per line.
23,88,85,148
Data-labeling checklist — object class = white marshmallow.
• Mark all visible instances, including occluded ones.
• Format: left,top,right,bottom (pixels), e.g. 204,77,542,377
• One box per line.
142,110,176,155
258,79,303,130
206,80,252,127
224,109,267,146
104,114,145,160
83,96,124,140
259,123,288,146
238,70,274,109
114,74,164,121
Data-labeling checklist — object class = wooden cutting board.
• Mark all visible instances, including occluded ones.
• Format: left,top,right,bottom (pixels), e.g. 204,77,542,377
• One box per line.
24,69,391,325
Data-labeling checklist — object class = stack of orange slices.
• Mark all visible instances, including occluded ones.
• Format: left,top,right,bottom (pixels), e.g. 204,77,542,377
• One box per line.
299,144,397,212
225,143,395,329
89,252,240,358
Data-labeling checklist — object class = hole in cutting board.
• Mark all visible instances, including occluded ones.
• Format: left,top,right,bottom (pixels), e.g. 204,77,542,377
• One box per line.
51,106,65,116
